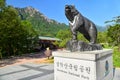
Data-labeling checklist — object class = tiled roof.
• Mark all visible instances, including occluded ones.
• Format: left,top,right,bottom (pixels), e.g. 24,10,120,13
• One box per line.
39,36,61,41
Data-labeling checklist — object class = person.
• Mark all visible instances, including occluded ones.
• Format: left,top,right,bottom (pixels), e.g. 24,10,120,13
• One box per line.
44,47,52,59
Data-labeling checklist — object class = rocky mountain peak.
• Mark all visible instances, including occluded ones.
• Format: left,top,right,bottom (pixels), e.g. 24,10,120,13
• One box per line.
16,6,58,23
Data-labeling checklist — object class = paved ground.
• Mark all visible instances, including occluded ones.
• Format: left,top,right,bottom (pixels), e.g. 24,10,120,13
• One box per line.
0,62,120,80
0,63,54,80
114,68,120,80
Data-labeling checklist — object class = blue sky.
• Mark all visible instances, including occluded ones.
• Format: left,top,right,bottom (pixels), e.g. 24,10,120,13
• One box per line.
6,0,120,26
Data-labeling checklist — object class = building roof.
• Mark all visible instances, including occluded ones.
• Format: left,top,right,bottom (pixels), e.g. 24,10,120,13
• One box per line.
39,36,61,41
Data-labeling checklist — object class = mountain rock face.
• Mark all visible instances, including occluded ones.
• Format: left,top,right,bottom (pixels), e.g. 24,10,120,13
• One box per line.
16,6,68,37
16,6,54,23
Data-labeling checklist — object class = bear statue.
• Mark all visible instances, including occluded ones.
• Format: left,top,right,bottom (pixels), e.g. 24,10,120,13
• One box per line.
65,5,102,51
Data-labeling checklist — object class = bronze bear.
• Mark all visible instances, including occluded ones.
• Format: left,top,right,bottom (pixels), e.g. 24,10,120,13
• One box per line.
65,5,97,44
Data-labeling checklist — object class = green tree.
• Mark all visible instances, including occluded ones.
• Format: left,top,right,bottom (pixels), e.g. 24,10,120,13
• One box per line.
0,6,21,56
21,20,38,52
97,31,107,43
0,4,38,58
107,24,120,46
0,0,5,9
105,16,120,47
56,29,71,47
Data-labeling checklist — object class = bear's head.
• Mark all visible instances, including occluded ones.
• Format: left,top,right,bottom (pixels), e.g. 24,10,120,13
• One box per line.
65,5,78,22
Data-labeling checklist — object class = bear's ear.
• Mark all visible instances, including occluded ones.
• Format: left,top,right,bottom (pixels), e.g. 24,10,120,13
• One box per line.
71,4,75,8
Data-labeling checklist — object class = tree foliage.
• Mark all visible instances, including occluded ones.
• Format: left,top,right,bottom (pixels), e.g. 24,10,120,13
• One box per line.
0,2,38,58
0,0,5,9
55,29,71,47
105,16,120,47
107,24,120,46
97,31,107,43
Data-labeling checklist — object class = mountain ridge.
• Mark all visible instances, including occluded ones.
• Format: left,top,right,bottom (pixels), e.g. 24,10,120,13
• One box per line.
16,6,106,37
16,6,69,37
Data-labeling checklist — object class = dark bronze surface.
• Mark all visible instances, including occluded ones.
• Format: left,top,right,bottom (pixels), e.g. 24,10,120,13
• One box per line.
65,5,102,51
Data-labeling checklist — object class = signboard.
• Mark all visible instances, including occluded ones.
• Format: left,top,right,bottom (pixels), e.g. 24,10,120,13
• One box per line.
54,57,96,80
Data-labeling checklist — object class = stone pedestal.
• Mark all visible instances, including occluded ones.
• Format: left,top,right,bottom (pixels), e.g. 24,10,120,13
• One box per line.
53,49,113,80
